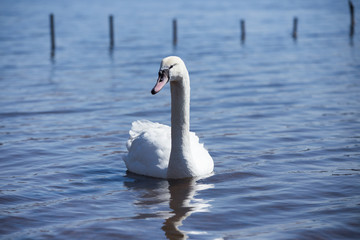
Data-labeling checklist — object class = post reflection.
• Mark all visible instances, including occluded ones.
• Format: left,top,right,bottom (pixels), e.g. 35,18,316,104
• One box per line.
124,173,213,240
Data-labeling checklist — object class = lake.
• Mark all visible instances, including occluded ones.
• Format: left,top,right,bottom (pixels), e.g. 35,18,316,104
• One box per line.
1,0,359,239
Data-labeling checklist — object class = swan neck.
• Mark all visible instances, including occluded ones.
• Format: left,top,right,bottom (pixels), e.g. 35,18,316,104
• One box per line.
170,76,190,147
168,71,193,178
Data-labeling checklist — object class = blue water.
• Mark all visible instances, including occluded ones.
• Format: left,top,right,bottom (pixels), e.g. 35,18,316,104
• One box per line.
1,0,360,239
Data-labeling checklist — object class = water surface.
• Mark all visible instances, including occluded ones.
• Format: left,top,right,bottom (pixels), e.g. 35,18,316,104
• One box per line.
1,0,360,239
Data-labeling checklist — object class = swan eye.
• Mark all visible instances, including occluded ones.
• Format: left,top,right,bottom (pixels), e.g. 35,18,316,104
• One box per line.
158,69,169,82
169,64,177,70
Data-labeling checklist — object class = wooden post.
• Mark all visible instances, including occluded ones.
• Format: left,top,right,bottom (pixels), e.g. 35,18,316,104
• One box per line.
292,17,298,39
240,19,245,42
109,15,114,49
349,0,355,37
49,14,55,54
173,19,177,46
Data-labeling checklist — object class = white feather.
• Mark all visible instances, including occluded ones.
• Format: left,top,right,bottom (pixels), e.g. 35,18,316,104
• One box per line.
124,56,214,179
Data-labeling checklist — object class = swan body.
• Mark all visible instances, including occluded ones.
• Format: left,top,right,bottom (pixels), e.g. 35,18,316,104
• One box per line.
124,56,214,179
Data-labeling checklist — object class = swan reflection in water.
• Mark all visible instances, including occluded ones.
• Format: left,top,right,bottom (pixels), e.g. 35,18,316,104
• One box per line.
124,173,214,239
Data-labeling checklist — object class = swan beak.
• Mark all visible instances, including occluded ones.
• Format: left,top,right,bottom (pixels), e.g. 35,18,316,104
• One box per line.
151,69,169,95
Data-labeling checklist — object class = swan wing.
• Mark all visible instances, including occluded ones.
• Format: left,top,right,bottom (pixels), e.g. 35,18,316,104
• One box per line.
189,131,214,176
124,120,171,178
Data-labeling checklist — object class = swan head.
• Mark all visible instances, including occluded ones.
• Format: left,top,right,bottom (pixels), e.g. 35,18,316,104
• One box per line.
151,56,186,95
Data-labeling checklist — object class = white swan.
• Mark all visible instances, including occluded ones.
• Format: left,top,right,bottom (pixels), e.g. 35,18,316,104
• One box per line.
124,56,214,179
